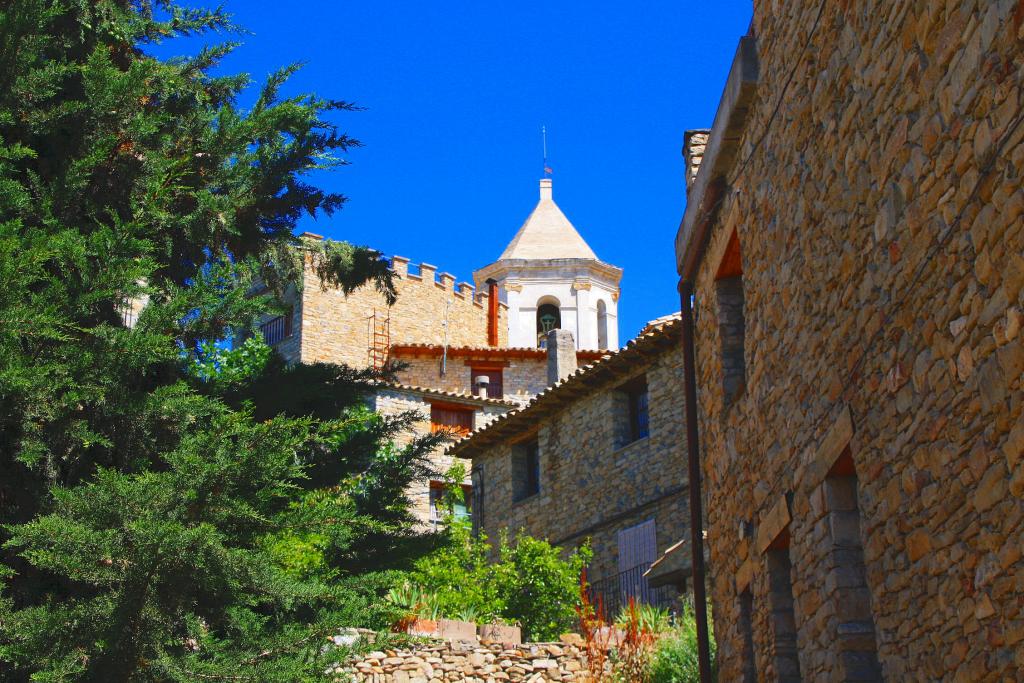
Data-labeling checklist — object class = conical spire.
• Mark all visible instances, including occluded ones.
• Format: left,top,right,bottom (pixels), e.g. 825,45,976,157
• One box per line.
498,179,599,261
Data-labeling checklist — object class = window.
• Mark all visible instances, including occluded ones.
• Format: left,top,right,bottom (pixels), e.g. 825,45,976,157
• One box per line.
429,481,472,529
766,529,802,682
470,367,504,398
629,382,650,442
614,376,650,447
716,229,746,405
430,403,474,436
511,438,540,502
597,300,609,350
536,302,561,347
824,452,882,680
259,306,293,346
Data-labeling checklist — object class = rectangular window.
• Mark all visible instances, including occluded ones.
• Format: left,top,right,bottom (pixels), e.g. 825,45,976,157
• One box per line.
470,367,504,398
428,482,445,528
259,306,293,346
614,376,650,446
429,481,472,529
629,383,650,441
511,438,540,502
766,530,802,683
824,454,883,681
430,403,474,436
716,228,745,406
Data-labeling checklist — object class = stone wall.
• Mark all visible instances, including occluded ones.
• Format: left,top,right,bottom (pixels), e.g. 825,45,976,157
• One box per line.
293,252,507,368
340,639,595,682
468,341,689,584
683,130,709,190
682,3,1024,681
371,389,510,525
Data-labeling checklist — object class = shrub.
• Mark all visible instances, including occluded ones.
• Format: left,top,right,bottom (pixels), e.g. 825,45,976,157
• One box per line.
392,519,591,641
647,605,717,683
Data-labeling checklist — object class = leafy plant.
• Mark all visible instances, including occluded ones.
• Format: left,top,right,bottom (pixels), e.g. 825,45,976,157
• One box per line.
400,522,590,640
615,603,671,635
491,531,592,641
647,605,718,683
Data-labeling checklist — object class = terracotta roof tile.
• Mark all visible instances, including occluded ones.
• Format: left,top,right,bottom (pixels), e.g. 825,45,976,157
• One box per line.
447,314,683,458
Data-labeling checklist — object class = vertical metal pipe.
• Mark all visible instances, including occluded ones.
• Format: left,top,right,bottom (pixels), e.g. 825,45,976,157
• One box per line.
680,278,712,683
487,279,500,347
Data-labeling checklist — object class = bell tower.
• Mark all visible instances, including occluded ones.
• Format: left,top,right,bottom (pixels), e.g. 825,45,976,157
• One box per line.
474,178,623,351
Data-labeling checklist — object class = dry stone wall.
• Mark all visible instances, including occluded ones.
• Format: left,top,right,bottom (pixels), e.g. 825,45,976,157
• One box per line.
340,640,596,683
685,2,1024,680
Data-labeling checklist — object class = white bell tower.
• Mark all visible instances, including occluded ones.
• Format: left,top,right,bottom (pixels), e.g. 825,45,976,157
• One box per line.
474,178,623,351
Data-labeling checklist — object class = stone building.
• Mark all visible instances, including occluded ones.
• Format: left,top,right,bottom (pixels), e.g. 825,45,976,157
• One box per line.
674,4,1023,681
450,317,692,614
256,179,622,525
368,384,516,526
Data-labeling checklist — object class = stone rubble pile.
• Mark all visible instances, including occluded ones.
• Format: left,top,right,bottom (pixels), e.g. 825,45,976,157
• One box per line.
338,638,599,682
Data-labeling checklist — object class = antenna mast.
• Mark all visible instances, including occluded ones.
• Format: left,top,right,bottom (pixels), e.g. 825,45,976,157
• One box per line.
542,125,551,177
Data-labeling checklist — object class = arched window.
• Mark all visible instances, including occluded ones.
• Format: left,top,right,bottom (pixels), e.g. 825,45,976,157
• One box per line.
597,300,609,350
536,300,561,347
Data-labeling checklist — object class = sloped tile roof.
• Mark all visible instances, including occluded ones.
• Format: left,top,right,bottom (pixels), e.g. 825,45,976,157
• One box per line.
447,314,682,458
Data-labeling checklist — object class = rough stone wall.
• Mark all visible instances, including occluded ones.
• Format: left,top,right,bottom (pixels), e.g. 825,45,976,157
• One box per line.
371,389,508,524
393,355,552,405
688,3,1024,681
341,640,595,682
684,130,710,190
298,255,508,369
471,346,689,583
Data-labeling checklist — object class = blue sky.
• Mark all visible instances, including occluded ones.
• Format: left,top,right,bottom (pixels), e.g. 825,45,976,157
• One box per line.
159,2,752,341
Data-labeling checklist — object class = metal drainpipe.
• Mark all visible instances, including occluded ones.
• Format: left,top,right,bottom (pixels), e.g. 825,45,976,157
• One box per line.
680,278,712,683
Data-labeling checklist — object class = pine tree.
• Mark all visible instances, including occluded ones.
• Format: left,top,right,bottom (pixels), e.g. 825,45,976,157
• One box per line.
0,2,440,680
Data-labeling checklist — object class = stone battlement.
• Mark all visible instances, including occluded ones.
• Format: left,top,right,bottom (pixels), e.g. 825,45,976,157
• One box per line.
294,251,508,369
390,256,503,308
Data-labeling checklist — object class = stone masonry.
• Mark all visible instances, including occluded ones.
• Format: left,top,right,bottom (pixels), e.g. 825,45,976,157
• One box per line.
389,346,605,407
676,3,1024,681
340,639,597,682
370,388,512,525
278,245,508,369
451,319,690,591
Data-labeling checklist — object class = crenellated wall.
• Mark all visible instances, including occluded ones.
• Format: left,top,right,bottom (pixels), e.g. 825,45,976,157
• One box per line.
288,248,507,369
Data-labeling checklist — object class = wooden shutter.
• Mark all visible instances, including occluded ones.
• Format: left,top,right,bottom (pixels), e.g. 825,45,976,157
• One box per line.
617,519,658,573
430,404,474,436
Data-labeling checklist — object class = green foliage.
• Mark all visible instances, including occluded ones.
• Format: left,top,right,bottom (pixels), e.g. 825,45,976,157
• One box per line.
614,603,672,635
492,532,592,641
397,522,591,641
193,335,273,385
646,606,717,683
0,1,442,680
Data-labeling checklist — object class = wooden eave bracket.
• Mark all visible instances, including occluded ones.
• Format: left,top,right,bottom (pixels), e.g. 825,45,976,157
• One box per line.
675,34,759,281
